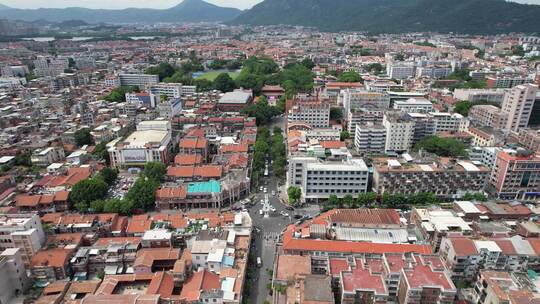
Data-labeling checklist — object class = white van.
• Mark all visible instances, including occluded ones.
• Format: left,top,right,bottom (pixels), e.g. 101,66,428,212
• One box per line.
257,257,262,267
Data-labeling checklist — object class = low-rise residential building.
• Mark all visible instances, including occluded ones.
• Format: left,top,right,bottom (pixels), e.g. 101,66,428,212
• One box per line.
372,154,490,198
31,146,65,166
393,97,434,113
0,213,45,266
30,248,75,283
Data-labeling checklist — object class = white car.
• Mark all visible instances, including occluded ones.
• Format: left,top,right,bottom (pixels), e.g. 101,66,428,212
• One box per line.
270,207,276,212
271,190,276,196
263,187,267,193
259,186,263,191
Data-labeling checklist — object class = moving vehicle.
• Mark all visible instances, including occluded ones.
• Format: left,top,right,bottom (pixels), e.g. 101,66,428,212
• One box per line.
263,187,267,193
271,190,276,196
257,257,262,267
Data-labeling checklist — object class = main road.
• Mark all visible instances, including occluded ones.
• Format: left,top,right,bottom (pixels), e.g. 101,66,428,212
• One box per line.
245,115,320,304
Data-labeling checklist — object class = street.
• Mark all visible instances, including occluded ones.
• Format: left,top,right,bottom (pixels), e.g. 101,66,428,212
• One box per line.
244,115,320,304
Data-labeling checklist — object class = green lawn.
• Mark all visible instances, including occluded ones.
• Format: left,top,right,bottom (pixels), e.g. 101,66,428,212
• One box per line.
195,71,239,81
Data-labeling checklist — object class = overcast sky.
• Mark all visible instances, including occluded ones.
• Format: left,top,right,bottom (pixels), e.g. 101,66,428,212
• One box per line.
0,0,538,9
0,0,262,10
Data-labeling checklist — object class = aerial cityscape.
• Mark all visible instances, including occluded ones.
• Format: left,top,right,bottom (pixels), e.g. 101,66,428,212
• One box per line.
0,1,540,304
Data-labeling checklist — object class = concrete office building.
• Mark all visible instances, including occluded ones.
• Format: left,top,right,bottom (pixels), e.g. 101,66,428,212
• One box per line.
486,75,529,88
287,96,330,128
500,84,538,132
490,149,540,200
288,149,369,201
393,98,434,113
354,123,386,155
453,89,506,104
372,155,490,198
148,83,196,98
125,92,158,108
0,213,45,266
342,89,390,136
386,63,416,79
383,112,415,154
468,105,507,129
108,120,172,168
118,74,159,87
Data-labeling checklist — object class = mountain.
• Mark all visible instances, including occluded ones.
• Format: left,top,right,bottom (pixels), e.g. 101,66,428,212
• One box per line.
0,3,11,10
0,0,242,23
230,0,540,34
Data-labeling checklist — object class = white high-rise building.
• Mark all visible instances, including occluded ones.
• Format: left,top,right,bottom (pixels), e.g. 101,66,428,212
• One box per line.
0,213,45,266
386,63,416,80
500,84,538,132
383,112,415,154
118,74,159,87
288,150,369,201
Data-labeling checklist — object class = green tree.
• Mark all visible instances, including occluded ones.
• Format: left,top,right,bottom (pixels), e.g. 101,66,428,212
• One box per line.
413,136,467,157
90,199,106,213
357,192,377,206
15,152,32,167
338,70,361,82
102,86,138,102
287,186,302,205
193,79,213,92
343,194,355,208
462,192,487,201
145,62,176,81
300,58,315,70
366,63,383,74
143,161,167,182
99,167,118,186
328,194,340,208
70,177,108,208
125,177,160,211
213,73,237,92
330,107,343,121
454,100,472,116
340,130,350,141
93,142,110,165
74,128,92,147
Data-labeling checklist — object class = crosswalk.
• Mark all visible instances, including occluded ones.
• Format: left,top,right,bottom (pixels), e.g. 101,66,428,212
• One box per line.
262,232,281,245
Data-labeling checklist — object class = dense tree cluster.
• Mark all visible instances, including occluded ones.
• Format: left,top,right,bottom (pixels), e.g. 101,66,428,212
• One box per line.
337,70,361,82
287,186,301,206
251,126,270,187
240,96,280,126
413,135,467,157
271,127,286,178
102,86,139,102
74,128,93,147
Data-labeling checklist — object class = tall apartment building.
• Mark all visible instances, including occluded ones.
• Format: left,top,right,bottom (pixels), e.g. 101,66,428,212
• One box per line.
517,128,540,151
33,56,68,77
0,248,30,304
347,108,384,137
416,65,452,79
386,63,416,79
117,73,159,87
287,96,330,128
0,213,45,266
407,112,467,144
287,150,368,201
354,123,386,155
490,149,540,200
342,89,389,136
468,147,508,168
382,112,415,154
453,89,506,104
372,155,490,198
486,75,529,88
468,105,507,129
500,84,538,132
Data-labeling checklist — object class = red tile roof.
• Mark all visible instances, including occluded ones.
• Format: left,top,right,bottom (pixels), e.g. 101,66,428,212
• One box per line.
31,248,73,268
320,141,346,149
282,225,431,254
156,187,187,199
179,138,208,149
450,238,478,256
180,270,221,302
174,154,203,166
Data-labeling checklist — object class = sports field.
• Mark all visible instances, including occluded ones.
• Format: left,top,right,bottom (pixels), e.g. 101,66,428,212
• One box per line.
195,70,239,81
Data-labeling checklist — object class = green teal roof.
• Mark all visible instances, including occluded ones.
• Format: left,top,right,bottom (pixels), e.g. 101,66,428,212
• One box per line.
187,180,221,193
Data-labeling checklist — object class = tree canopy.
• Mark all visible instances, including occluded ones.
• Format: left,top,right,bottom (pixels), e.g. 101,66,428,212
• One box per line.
125,177,160,211
142,161,167,182
287,186,301,206
74,128,93,147
337,70,361,82
213,73,237,93
413,136,467,157
70,177,109,212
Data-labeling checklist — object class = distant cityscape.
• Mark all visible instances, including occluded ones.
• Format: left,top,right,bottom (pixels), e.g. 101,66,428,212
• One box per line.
0,18,539,304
